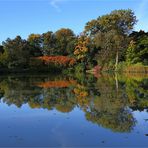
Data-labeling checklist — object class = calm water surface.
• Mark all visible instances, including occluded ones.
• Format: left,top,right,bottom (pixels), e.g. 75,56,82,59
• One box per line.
0,74,147,147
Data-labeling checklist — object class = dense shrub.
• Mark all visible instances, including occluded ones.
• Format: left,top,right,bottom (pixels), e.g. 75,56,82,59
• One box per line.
34,56,76,67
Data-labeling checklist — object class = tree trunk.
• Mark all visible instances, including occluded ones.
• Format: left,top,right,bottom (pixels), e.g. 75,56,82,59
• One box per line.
115,73,119,99
115,49,118,71
115,73,118,92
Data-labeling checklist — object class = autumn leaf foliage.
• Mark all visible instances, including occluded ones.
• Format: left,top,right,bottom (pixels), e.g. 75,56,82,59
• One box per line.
35,80,77,88
35,56,76,67
74,36,90,61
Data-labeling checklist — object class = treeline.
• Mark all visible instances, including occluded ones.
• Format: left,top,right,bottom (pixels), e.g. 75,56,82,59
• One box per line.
0,9,148,73
0,29,78,72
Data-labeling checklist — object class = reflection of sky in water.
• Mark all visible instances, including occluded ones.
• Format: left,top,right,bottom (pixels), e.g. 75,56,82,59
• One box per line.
133,110,148,132
0,75,147,146
0,102,147,147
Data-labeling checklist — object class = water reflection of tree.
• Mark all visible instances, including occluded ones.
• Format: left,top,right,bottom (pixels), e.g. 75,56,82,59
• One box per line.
0,77,41,107
126,78,148,111
0,74,147,132
84,76,135,132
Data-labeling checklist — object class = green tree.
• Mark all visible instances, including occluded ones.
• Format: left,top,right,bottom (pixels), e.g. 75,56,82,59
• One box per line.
27,34,42,56
0,45,4,53
126,40,137,64
55,28,76,55
42,31,56,55
0,45,4,67
85,9,137,70
126,31,148,65
2,36,31,69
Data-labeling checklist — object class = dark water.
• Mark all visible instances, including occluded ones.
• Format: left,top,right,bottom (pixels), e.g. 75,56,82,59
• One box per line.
0,74,148,147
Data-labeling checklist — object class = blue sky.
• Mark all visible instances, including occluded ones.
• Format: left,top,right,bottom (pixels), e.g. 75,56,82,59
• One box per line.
0,0,148,43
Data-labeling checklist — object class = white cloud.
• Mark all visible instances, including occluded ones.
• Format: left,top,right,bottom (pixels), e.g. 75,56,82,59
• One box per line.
50,0,67,12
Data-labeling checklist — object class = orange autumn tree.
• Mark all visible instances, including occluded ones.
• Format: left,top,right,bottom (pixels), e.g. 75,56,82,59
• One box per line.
34,56,76,67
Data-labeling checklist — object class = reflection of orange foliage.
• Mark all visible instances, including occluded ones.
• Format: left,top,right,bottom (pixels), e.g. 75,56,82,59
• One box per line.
36,80,77,88
28,102,41,108
74,36,90,61
73,84,90,107
56,105,73,113
35,56,76,66
73,88,88,97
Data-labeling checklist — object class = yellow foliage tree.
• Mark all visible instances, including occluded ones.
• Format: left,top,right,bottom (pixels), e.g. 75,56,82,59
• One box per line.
74,36,90,61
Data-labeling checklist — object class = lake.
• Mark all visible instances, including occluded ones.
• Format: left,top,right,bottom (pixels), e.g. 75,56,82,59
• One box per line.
0,73,148,147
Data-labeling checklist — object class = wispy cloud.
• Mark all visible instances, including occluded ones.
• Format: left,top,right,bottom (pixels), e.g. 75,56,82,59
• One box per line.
50,0,67,12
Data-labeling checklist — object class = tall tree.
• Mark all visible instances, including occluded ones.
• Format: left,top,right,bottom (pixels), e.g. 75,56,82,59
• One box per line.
85,9,137,70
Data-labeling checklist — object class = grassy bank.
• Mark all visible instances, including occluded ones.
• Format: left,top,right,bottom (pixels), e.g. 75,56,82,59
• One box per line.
88,63,148,75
